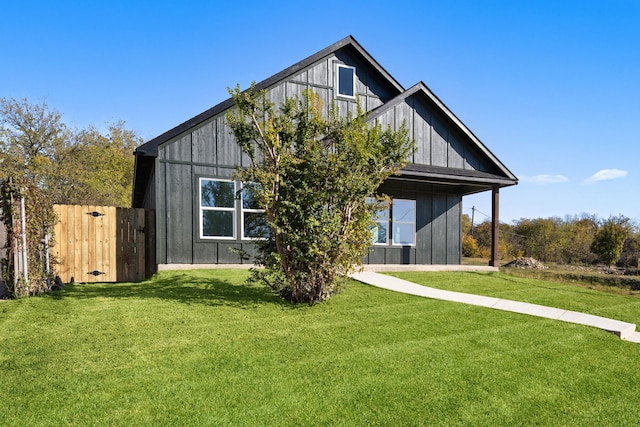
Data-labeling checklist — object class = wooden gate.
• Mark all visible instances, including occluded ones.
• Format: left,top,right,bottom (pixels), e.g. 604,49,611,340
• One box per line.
52,205,147,283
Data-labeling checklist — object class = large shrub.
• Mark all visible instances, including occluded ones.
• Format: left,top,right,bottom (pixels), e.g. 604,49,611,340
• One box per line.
227,86,413,303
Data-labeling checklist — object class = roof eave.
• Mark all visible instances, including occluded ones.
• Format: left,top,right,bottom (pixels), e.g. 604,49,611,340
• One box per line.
367,82,518,183
398,168,518,188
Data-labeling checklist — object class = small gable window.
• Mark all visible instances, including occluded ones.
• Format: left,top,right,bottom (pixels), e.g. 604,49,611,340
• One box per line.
336,64,356,98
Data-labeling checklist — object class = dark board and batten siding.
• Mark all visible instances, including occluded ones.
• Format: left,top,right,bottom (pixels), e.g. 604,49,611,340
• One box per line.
375,93,493,173
269,50,393,118
365,180,461,265
133,37,517,269
153,49,399,265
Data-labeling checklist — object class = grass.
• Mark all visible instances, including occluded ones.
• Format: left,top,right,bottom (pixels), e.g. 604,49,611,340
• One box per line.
1,269,640,426
388,271,640,326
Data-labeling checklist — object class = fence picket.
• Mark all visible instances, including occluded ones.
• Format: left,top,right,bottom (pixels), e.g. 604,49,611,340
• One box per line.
52,205,147,283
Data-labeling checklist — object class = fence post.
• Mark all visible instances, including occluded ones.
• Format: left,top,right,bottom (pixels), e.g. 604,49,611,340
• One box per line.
20,194,28,286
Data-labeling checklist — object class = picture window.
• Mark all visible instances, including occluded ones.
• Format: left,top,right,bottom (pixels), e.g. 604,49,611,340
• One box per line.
392,199,416,246
199,178,236,239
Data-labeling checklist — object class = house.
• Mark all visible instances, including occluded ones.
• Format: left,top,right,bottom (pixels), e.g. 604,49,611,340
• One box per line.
132,36,517,271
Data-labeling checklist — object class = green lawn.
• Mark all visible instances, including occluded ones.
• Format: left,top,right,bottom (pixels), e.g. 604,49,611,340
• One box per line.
2,270,640,426
388,271,640,326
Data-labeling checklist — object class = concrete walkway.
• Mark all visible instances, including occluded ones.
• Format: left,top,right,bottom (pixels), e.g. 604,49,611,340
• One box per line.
350,271,640,344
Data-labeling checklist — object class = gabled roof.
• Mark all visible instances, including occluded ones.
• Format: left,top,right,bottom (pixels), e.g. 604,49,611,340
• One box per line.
134,35,404,157
367,82,517,185
132,36,517,207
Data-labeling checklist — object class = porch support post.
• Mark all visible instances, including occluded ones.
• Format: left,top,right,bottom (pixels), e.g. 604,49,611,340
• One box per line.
490,186,500,267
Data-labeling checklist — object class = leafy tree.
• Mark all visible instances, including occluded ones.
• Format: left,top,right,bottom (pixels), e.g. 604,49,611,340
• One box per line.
462,213,472,235
462,234,480,257
0,97,71,185
0,98,140,206
557,215,598,264
590,215,631,267
471,220,492,253
55,122,140,206
227,85,413,304
511,218,563,261
620,229,640,267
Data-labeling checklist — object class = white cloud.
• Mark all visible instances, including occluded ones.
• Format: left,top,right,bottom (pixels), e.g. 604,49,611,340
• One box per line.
583,169,628,184
521,174,569,185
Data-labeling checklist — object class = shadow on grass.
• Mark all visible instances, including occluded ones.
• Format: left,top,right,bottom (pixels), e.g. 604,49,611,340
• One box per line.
50,272,294,309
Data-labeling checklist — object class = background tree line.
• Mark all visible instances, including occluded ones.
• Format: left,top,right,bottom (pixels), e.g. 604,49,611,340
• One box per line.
0,97,141,207
463,213,640,267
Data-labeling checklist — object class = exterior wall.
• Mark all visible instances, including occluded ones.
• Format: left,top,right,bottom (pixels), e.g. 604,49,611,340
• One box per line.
364,180,462,265
273,48,396,117
375,94,498,174
153,47,400,265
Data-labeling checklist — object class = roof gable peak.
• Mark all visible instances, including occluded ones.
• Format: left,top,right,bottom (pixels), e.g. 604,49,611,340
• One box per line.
135,35,403,157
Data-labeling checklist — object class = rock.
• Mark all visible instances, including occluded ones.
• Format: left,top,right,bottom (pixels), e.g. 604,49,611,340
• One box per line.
504,257,547,269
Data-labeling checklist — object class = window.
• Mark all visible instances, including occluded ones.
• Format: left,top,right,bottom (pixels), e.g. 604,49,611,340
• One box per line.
392,199,416,246
368,198,389,245
336,64,356,98
241,183,268,239
200,178,235,239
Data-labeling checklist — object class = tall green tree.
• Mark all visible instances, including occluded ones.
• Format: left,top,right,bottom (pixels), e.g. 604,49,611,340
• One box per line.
227,85,413,303
590,215,631,267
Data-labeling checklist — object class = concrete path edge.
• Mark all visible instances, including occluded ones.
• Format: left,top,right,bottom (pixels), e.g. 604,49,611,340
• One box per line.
350,271,640,343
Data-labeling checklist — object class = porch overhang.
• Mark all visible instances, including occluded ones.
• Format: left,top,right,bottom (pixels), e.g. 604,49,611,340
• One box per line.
393,164,517,196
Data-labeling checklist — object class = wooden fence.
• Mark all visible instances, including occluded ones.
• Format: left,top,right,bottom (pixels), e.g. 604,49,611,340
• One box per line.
52,205,151,283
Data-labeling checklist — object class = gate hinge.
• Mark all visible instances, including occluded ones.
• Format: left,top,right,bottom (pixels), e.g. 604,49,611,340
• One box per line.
87,270,105,276
87,211,105,217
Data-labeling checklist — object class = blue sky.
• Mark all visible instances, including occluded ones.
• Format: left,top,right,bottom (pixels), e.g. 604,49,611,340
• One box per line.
2,0,638,224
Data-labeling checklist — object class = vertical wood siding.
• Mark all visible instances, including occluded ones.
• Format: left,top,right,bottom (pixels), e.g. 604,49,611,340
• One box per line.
53,205,146,282
374,94,497,173
366,181,462,265
152,46,469,265
152,48,400,265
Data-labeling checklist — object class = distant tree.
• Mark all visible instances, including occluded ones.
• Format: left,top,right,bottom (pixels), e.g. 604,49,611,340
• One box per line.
55,122,140,206
227,85,413,304
590,216,631,267
512,218,557,261
462,234,480,257
471,220,492,253
0,98,140,206
461,213,480,257
462,213,472,235
464,219,511,260
0,97,71,185
557,215,598,264
620,228,640,267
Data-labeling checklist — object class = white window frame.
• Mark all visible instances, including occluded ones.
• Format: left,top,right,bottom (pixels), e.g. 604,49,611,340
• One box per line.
336,64,356,99
199,177,236,240
391,199,416,246
241,182,267,240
